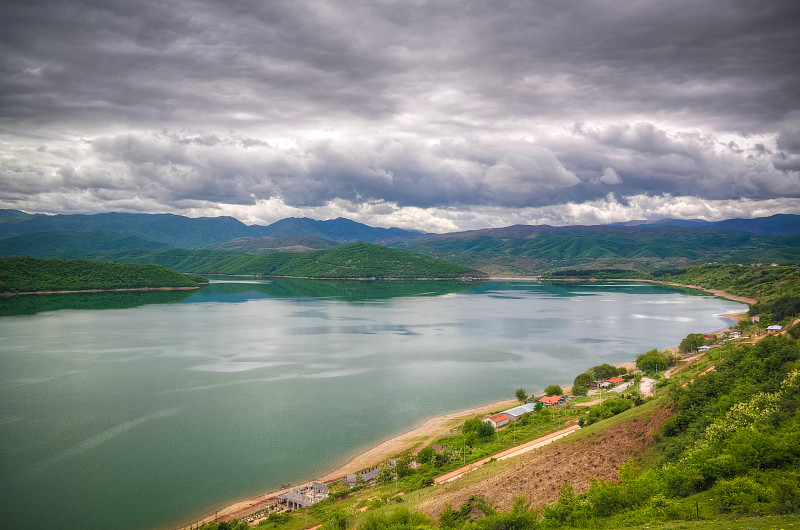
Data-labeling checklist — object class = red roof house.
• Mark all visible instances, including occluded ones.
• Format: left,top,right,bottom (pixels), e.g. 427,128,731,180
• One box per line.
537,395,563,406
482,413,509,428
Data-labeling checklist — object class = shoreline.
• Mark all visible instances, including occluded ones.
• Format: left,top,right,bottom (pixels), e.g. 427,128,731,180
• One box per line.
174,280,752,529
492,276,758,306
1,285,202,297
174,398,520,529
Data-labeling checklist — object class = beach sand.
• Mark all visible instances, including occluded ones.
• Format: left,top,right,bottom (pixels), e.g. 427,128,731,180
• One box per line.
175,398,519,528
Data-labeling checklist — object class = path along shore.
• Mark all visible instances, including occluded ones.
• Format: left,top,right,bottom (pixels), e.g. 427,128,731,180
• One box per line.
175,281,752,529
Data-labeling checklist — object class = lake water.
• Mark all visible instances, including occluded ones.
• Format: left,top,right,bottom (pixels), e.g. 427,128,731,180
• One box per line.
0,279,745,529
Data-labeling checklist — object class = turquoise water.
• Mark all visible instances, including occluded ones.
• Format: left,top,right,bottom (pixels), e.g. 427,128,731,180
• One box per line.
0,279,745,529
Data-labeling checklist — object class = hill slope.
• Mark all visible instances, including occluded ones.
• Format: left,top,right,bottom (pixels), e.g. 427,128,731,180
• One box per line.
0,257,204,293
392,225,800,275
88,243,487,279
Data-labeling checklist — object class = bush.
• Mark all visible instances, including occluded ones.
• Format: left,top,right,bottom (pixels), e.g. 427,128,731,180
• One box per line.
636,348,674,373
572,384,588,397
711,476,769,514
417,445,434,464
544,384,563,396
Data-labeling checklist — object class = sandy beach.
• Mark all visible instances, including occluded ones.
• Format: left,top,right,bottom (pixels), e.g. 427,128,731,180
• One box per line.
175,398,519,528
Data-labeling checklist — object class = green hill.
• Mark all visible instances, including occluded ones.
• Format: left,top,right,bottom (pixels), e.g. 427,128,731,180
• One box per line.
0,230,168,257
0,257,205,293
393,226,800,275
90,242,486,279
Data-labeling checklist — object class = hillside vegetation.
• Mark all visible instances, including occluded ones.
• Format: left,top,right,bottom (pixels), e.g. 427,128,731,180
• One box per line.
393,226,800,275
88,243,486,279
0,257,205,293
662,263,800,301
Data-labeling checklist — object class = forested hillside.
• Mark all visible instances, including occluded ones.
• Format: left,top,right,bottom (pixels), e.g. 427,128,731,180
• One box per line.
0,231,168,257
86,242,485,279
663,264,800,304
0,257,205,293
393,226,800,275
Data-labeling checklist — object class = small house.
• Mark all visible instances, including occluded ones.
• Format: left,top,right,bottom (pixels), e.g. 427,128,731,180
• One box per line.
538,395,563,406
605,376,625,385
767,325,783,333
725,330,742,339
482,413,509,429
752,314,762,323
698,345,711,351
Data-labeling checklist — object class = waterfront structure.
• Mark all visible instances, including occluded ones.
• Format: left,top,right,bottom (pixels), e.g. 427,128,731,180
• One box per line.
277,482,329,510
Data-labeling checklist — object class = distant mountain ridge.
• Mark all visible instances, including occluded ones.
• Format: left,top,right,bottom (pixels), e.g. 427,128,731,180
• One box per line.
612,214,800,236
0,210,426,248
2,210,798,276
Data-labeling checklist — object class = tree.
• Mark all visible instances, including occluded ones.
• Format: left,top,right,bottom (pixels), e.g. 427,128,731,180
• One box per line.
417,445,435,464
375,463,395,485
636,348,673,374
395,455,412,478
771,296,800,321
572,384,588,397
574,372,593,389
462,417,482,435
477,420,495,438
433,451,450,468
679,333,706,354
592,364,619,381
515,387,527,402
544,384,563,396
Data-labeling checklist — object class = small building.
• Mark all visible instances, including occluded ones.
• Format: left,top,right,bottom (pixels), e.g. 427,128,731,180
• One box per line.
501,403,537,420
605,376,625,385
538,395,563,406
277,482,329,509
482,413,509,429
752,314,762,323
767,325,783,333
725,329,742,339
344,468,380,487
432,444,448,453
698,345,711,351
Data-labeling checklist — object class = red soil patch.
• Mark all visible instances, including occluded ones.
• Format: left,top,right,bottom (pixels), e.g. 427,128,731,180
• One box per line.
418,405,673,519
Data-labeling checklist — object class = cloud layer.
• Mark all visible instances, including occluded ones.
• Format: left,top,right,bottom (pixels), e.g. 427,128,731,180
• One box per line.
2,0,799,231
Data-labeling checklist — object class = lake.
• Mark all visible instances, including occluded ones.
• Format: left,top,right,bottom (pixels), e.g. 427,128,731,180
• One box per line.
0,279,745,529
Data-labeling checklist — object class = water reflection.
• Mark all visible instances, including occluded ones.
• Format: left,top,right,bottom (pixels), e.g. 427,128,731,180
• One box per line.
0,289,195,316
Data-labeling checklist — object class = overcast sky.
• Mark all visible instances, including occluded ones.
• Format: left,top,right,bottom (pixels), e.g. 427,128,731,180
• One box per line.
1,0,799,232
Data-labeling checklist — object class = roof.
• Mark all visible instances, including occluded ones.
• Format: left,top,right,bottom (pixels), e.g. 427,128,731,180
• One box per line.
768,325,783,330
502,403,537,417
606,376,624,383
538,395,562,404
489,413,509,422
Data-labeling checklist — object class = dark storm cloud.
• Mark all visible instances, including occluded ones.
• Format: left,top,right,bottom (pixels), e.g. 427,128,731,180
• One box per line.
1,0,799,225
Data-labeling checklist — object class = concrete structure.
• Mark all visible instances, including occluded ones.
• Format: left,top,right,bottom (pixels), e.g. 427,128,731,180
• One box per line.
344,467,379,487
768,325,784,332
277,482,328,509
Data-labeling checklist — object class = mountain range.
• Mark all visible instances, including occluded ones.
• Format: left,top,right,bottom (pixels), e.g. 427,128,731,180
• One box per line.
1,209,799,275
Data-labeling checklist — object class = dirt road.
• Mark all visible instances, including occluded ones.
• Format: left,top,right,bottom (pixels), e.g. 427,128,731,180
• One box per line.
434,424,581,485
